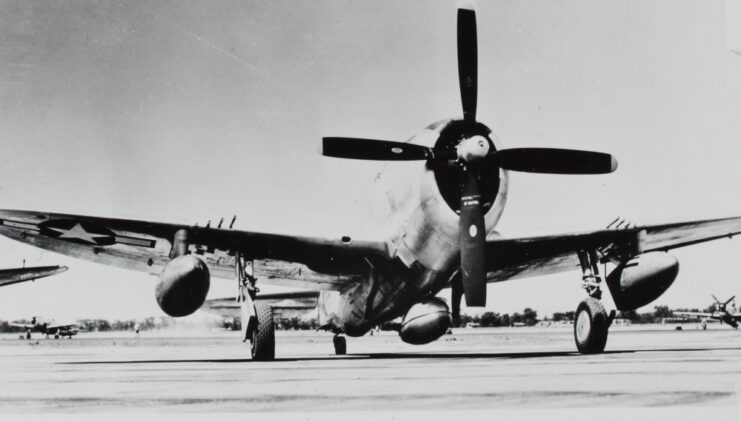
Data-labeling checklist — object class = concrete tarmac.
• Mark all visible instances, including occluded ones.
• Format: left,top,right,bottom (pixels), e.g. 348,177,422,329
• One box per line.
0,326,740,412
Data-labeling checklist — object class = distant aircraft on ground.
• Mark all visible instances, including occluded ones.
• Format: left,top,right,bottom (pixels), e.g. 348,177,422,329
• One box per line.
2,8,741,360
675,295,741,329
0,264,67,288
11,317,81,339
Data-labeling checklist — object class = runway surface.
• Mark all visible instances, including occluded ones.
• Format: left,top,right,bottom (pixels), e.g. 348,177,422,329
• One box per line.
0,326,740,413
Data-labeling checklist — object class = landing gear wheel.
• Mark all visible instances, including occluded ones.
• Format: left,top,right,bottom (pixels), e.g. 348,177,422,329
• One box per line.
333,335,347,355
54,334,59,340
574,297,609,354
250,302,275,361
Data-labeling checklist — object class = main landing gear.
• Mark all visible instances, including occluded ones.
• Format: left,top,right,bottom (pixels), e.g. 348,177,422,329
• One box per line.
573,250,614,354
574,297,609,353
236,255,275,361
250,301,275,361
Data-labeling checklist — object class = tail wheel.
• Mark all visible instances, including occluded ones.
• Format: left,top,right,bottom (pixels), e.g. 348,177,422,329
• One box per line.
574,297,609,354
250,302,275,361
333,335,347,355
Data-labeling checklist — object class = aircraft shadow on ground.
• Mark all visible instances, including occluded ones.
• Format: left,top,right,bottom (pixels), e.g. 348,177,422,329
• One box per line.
62,350,593,365
60,346,741,365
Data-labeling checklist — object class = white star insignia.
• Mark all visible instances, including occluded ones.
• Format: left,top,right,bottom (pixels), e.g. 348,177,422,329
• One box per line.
48,223,110,244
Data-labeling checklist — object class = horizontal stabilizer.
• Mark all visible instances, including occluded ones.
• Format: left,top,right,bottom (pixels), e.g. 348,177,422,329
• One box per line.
202,291,320,317
0,265,68,288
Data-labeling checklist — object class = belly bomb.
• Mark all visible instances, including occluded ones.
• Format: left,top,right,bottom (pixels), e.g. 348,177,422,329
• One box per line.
399,298,452,345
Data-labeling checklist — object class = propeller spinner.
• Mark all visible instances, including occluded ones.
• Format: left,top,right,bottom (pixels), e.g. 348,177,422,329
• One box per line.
322,8,618,307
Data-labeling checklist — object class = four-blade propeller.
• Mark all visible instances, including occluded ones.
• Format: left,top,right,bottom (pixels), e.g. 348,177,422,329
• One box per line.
321,8,618,308
713,295,736,311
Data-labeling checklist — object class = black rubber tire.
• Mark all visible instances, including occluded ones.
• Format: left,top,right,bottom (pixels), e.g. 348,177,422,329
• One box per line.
333,336,347,355
250,302,275,361
574,297,609,354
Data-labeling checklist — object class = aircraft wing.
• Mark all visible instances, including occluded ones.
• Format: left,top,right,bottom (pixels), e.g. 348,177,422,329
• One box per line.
0,265,68,288
485,216,741,282
672,311,712,318
0,210,388,290
46,323,79,330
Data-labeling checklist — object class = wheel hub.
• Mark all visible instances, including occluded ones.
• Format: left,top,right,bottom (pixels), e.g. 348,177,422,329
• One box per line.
575,310,591,343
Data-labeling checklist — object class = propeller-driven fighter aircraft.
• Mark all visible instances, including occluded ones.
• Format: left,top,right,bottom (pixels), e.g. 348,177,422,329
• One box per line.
675,295,741,329
1,9,741,360
12,317,81,339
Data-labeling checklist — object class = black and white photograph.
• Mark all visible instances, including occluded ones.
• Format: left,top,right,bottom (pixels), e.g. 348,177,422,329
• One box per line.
0,0,740,419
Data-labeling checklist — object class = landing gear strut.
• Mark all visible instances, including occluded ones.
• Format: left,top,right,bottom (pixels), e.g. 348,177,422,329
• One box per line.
574,250,611,354
578,250,602,300
236,254,275,361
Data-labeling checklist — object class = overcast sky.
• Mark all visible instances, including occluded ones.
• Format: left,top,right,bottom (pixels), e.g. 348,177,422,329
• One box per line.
0,0,740,320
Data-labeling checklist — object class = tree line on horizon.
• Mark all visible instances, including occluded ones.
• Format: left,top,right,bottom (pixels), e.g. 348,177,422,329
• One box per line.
0,304,722,333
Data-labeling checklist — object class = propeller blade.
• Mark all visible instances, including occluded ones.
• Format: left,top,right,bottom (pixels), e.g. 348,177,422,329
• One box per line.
459,171,486,307
323,137,431,161
457,8,478,124
712,294,720,304
725,296,736,305
489,148,618,174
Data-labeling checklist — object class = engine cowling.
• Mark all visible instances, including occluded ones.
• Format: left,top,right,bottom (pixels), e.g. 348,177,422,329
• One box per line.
399,298,452,345
606,252,679,311
155,255,210,317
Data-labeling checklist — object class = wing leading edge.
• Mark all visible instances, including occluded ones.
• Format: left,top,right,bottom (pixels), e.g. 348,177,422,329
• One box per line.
485,216,741,282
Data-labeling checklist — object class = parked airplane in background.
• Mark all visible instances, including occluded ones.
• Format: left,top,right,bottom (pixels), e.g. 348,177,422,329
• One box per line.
1,8,741,360
0,264,67,288
12,317,81,339
675,295,741,329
